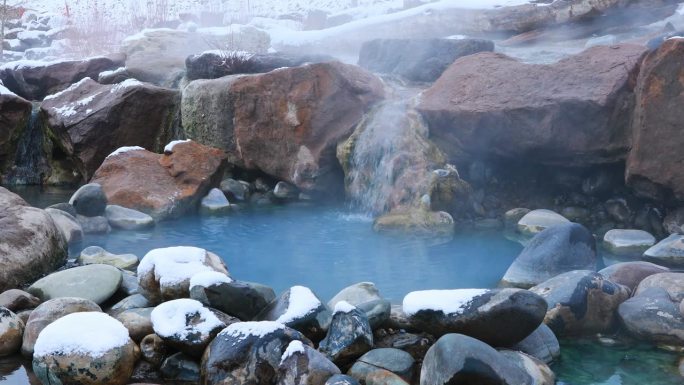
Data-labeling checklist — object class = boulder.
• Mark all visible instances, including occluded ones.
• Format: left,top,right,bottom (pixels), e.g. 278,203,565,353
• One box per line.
256,286,332,342
69,183,107,216
0,55,124,100
509,324,560,364
0,289,40,312
28,264,122,304
374,332,434,361
44,207,83,245
181,62,384,196
77,214,111,234
328,282,382,309
598,261,669,291
618,287,684,346
21,297,102,357
105,205,155,230
200,321,313,385
190,276,274,321
403,288,546,346
140,333,168,368
219,178,250,201
91,140,227,220
358,38,494,82
348,348,415,384
0,187,68,293
373,209,455,237
78,246,138,270
627,38,684,200
420,333,531,385
634,272,684,302
200,188,231,215
326,375,361,385
497,350,555,385
0,307,24,357
356,299,391,330
137,246,229,303
109,294,151,316
151,299,226,357
516,209,570,237
502,223,597,288
160,352,201,383
276,340,341,385
603,229,656,257
530,270,630,336
0,85,32,177
643,234,684,268
115,307,154,342
319,303,373,366
32,312,137,385
418,45,646,166
42,78,180,180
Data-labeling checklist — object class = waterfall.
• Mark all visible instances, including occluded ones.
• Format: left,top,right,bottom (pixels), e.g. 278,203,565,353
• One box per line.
4,103,51,185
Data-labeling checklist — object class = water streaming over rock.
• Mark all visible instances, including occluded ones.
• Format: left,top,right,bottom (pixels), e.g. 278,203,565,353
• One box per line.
3,104,51,185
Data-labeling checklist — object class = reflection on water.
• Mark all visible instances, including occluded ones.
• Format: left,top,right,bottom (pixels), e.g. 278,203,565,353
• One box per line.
0,357,38,385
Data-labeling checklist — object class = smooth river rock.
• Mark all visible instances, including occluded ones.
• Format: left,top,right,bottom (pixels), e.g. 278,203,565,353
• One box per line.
78,246,138,270
28,264,122,304
348,348,415,384
643,234,684,267
69,183,107,217
618,287,684,346
603,229,656,257
0,307,24,357
598,261,669,291
276,341,341,385
256,286,332,342
319,305,373,366
510,324,560,364
105,205,155,230
634,272,684,302
190,279,274,321
44,208,83,245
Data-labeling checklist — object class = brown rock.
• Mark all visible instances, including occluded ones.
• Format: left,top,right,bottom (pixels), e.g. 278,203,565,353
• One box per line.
42,77,179,180
627,38,684,200
0,289,41,312
418,45,647,166
0,307,23,357
0,90,32,178
181,61,384,196
91,141,226,220
599,261,670,291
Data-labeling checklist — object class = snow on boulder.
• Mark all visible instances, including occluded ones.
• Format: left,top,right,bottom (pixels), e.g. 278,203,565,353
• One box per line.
402,289,489,317
256,286,332,341
137,246,229,303
333,300,357,315
32,312,137,385
151,298,225,357
164,139,192,153
189,271,233,290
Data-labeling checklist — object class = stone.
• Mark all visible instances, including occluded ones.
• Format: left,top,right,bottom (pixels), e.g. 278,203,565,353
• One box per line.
502,223,597,288
98,67,132,85
510,324,560,364
105,205,155,230
605,198,632,224
200,188,231,215
530,270,630,336
358,38,494,82
151,299,225,357
32,312,137,385
140,333,168,368
190,278,274,321
0,55,124,100
138,246,229,304
219,178,250,201
91,141,227,221
43,78,180,180
276,341,341,385
374,332,434,360
115,307,154,342
78,246,139,270
0,307,24,357
28,264,122,305
201,321,313,385
618,287,684,346
373,209,455,237
603,229,656,257
498,350,555,385
274,181,299,200
326,374,361,385
328,282,382,309
403,288,546,346
348,348,414,384
46,202,77,217
504,208,531,229
420,333,531,385
21,297,101,357
319,305,373,366
160,352,200,383
44,208,83,245
516,209,570,237
627,38,684,200
69,183,107,217
418,45,646,167
0,89,32,178
598,261,669,291
119,272,140,296
0,289,40,312
76,214,111,234
0,188,68,293
664,207,684,235
256,286,332,342
634,273,684,302
356,299,391,330
181,62,384,196
109,294,151,316
643,234,684,268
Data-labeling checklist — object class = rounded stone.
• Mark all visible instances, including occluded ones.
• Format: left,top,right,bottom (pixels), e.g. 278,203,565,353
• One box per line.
510,324,560,364
598,261,669,291
603,229,656,257
44,208,83,245
78,246,139,270
328,282,382,309
643,234,684,268
0,307,24,357
0,289,41,312
200,188,231,215
69,183,107,217
349,348,415,383
115,307,154,342
618,287,684,346
634,272,684,302
517,209,570,237
28,264,123,305
105,205,155,230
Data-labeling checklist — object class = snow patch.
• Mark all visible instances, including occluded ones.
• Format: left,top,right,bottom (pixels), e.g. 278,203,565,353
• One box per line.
333,300,356,315
33,312,130,358
99,67,127,78
43,77,92,101
402,289,489,316
280,340,305,364
190,271,233,290
164,139,192,153
111,78,143,93
219,321,285,340
106,146,145,159
151,298,224,339
276,286,322,324
0,83,17,97
138,246,215,286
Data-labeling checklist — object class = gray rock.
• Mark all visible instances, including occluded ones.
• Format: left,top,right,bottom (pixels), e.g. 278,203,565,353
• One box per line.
510,324,560,364
46,202,77,217
256,286,331,341
109,294,151,316
603,229,656,257
190,279,275,321
504,208,531,230
643,234,684,267
374,332,434,360
78,246,138,270
420,333,531,385
517,209,570,237
77,214,111,234
28,264,122,305
634,272,684,302
160,352,200,383
605,198,632,224
274,181,299,200
319,306,373,366
502,223,597,288
220,178,250,201
0,307,24,357
115,307,154,342
140,333,168,368
357,299,391,329
119,271,140,295
599,261,669,291
69,183,107,217
105,205,155,230
0,289,40,313
530,270,630,336
200,188,231,215
276,341,341,385
328,282,382,309
151,299,225,357
349,348,414,383
363,370,410,385
498,350,555,385
618,287,684,346
44,208,83,245
326,374,360,385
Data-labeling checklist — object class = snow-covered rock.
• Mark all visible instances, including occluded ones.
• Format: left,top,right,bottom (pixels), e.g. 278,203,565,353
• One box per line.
256,285,332,341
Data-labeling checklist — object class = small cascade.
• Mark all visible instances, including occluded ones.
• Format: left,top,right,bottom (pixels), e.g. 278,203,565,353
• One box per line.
4,103,51,185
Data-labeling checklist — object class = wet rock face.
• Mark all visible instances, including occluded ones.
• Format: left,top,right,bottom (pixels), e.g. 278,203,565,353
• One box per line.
41,77,180,180
627,38,684,200
181,61,384,197
319,308,374,367
0,89,32,178
90,141,227,221
417,44,647,166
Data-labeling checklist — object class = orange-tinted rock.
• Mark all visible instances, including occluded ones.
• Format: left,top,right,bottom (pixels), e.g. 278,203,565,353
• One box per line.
90,141,226,220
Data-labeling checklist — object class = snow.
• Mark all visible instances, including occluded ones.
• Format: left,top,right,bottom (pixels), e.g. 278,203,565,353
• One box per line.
43,77,92,101
190,271,233,290
164,139,192,153
99,67,127,78
33,312,130,358
138,246,216,286
110,78,143,93
276,286,322,324
151,298,224,339
333,300,356,315
402,289,489,316
281,340,305,364
0,83,17,97
106,146,146,159
219,321,285,340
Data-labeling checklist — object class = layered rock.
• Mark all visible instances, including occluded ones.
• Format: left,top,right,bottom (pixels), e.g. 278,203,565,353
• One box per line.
418,45,647,166
181,62,384,196
41,77,180,180
0,87,32,178
90,141,227,220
